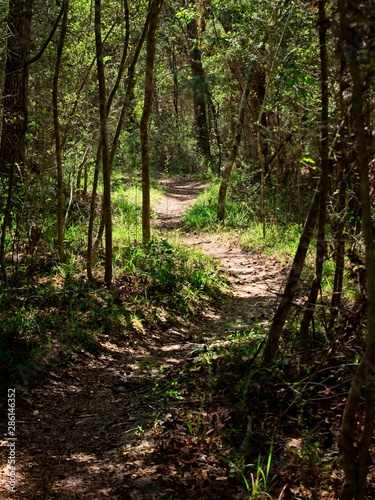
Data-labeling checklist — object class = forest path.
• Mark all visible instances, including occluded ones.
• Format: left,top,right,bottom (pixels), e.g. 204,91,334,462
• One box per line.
2,178,287,500
154,177,286,328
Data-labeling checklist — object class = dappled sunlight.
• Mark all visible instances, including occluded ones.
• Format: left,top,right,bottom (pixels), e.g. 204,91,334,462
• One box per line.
1,178,355,500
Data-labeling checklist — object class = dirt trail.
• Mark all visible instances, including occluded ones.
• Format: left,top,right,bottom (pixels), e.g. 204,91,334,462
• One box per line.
1,179,286,500
154,178,209,229
155,178,286,332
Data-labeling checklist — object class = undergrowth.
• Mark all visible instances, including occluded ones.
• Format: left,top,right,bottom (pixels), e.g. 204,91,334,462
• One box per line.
182,182,255,231
0,237,225,377
143,325,359,498
182,179,360,310
0,178,226,377
182,181,302,261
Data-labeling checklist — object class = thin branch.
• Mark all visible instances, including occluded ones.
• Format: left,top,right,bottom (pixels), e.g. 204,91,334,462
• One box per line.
26,3,64,66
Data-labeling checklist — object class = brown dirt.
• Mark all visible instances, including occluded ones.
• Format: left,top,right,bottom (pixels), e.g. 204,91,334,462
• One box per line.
155,178,286,322
0,178,288,500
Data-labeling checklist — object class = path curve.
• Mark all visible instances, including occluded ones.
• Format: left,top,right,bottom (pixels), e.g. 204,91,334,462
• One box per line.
1,179,287,500
154,178,286,333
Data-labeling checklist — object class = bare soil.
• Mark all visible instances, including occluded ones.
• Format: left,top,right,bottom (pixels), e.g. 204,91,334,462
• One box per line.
1,178,290,500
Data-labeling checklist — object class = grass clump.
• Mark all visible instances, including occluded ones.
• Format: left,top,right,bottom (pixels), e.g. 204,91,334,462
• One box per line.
112,181,164,244
182,181,303,265
240,222,302,262
182,183,255,231
118,237,226,320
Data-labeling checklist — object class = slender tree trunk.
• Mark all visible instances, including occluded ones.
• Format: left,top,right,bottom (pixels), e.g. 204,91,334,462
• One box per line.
0,168,16,286
340,3,375,498
90,5,152,267
207,94,222,175
76,147,90,191
171,50,179,128
94,0,113,286
53,0,69,264
217,63,252,222
263,185,320,363
140,0,164,245
299,0,330,345
0,0,34,284
87,140,101,281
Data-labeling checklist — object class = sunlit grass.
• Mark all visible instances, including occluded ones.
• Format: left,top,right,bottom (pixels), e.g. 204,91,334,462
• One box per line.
182,182,255,231
112,182,164,245
240,223,302,262
181,181,361,319
115,238,226,319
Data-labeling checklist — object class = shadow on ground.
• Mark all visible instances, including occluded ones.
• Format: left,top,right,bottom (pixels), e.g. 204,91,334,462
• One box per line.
1,284,283,499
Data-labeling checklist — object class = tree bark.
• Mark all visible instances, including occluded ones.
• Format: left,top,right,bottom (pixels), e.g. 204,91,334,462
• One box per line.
53,0,69,264
217,63,252,222
0,0,34,284
340,2,375,498
94,0,113,286
140,0,164,245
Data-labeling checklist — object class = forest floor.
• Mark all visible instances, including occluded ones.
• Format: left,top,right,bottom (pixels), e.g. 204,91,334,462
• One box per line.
1,178,348,499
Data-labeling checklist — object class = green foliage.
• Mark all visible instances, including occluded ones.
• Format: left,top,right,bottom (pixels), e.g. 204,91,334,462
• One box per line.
183,182,255,231
118,237,225,317
240,223,301,261
228,443,274,499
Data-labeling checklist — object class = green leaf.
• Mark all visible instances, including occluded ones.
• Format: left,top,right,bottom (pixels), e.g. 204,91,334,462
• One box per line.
299,156,315,164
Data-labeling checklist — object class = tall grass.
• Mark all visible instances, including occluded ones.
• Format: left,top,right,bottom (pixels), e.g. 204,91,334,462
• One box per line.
240,222,302,262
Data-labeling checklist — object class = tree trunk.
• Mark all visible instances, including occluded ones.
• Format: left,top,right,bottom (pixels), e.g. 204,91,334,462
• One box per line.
299,0,330,345
167,48,179,128
340,2,375,498
217,63,252,222
94,0,113,286
0,0,34,284
87,141,102,282
186,7,211,162
53,0,69,264
207,93,222,175
140,0,164,245
263,185,320,363
90,3,152,268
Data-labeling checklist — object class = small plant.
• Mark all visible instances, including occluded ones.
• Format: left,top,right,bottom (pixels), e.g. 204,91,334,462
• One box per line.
228,442,274,499
135,425,144,436
159,381,182,400
184,394,207,437
148,379,183,404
